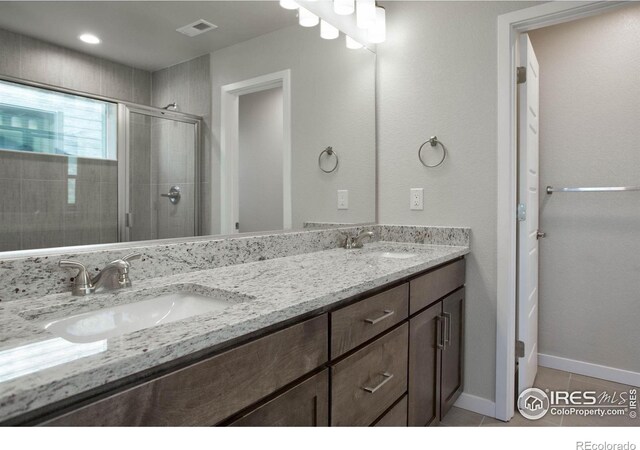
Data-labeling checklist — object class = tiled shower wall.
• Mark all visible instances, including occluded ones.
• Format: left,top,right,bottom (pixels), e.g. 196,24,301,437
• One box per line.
151,55,212,235
0,28,152,252
0,152,118,251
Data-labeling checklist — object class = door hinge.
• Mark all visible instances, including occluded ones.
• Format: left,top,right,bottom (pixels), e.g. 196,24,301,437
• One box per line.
517,203,526,222
516,340,525,358
125,212,133,228
517,66,527,84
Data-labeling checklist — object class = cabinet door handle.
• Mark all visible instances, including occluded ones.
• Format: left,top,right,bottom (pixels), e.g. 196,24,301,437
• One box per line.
364,309,395,325
362,372,394,393
443,312,452,346
436,315,444,349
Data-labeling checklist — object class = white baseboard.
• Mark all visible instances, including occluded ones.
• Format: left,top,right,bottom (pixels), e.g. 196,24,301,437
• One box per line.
454,392,496,417
538,353,640,388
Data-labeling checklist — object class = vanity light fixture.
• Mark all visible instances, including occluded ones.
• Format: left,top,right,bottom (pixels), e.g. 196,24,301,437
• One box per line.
356,0,376,29
334,0,355,16
345,35,363,49
367,5,386,43
79,33,101,44
280,0,386,48
298,7,320,27
320,20,339,39
279,0,299,10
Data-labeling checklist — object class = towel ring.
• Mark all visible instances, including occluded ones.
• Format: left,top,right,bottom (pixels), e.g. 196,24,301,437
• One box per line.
318,146,339,173
418,136,447,168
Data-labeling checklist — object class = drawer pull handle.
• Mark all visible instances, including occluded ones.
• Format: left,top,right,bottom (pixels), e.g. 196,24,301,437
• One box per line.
364,310,395,325
362,372,394,394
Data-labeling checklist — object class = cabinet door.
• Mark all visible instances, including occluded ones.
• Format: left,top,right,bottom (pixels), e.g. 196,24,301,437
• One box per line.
408,301,442,426
440,288,465,418
229,370,328,426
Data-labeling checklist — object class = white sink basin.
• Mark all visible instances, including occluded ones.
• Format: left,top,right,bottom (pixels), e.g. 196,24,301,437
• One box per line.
44,290,238,344
371,251,418,259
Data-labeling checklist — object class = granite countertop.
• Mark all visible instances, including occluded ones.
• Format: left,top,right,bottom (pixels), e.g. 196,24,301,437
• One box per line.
0,241,469,423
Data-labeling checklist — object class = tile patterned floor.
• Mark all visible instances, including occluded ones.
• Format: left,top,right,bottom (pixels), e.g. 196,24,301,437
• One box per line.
441,367,639,427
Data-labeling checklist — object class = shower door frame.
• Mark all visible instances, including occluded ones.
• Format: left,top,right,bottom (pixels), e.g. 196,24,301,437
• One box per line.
118,104,203,243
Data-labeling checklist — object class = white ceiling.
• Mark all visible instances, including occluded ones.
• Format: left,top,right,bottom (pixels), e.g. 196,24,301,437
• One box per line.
0,1,298,71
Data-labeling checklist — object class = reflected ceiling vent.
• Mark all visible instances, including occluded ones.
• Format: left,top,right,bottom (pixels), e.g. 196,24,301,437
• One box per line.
176,19,217,37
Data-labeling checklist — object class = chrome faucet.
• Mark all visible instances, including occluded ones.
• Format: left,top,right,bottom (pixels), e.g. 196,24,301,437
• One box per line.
341,230,375,249
59,252,141,296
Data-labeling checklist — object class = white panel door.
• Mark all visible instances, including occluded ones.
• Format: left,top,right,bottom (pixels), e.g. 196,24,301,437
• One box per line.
517,33,540,394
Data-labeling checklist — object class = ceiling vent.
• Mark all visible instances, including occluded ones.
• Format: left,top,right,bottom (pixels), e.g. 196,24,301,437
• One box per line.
176,20,218,37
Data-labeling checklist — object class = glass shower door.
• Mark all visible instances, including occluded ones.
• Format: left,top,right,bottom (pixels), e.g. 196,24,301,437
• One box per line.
126,109,200,242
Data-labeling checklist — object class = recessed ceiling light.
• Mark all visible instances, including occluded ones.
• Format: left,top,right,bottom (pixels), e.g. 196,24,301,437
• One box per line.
79,34,101,44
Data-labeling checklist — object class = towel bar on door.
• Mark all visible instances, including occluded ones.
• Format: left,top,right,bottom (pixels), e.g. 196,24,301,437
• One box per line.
546,186,640,194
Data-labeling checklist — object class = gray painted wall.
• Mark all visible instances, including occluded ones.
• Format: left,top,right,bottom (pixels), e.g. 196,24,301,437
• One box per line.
528,5,640,373
0,28,151,251
210,24,376,232
377,1,540,403
238,87,284,233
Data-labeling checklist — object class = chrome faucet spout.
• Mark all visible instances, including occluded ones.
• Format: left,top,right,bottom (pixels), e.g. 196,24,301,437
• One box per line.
341,230,376,249
354,231,375,247
91,260,129,290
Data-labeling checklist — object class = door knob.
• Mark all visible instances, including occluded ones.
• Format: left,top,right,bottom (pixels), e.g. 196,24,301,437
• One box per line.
536,230,546,239
161,186,181,204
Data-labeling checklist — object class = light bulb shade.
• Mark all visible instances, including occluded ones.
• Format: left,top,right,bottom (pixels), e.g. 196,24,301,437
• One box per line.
299,7,319,27
367,6,386,43
320,20,339,39
334,0,355,15
356,0,376,29
345,35,363,49
279,0,298,10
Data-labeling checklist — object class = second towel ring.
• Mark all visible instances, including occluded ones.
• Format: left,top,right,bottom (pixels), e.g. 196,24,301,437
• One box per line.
418,136,447,168
319,146,339,173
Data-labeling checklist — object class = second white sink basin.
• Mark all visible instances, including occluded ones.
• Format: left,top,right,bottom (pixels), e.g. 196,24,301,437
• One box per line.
44,290,241,344
371,251,418,259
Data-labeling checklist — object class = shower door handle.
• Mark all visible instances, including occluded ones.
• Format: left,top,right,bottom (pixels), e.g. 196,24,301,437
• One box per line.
161,186,181,204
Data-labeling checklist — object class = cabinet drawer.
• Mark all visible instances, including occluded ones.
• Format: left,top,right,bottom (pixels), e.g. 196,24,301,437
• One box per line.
331,323,408,426
373,395,408,427
43,315,328,426
331,283,408,358
409,259,465,314
229,370,329,427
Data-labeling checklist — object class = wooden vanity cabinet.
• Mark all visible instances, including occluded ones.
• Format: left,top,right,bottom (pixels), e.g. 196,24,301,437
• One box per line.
36,257,466,427
43,315,328,426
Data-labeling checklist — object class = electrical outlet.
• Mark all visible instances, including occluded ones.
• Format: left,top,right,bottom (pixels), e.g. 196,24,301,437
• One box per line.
337,190,349,210
410,188,424,210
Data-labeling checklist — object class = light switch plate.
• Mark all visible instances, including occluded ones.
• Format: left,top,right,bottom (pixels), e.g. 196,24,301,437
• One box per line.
337,190,349,210
410,188,424,210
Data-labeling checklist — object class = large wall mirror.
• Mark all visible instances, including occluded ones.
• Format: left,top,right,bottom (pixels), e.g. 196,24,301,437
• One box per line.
0,1,376,254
